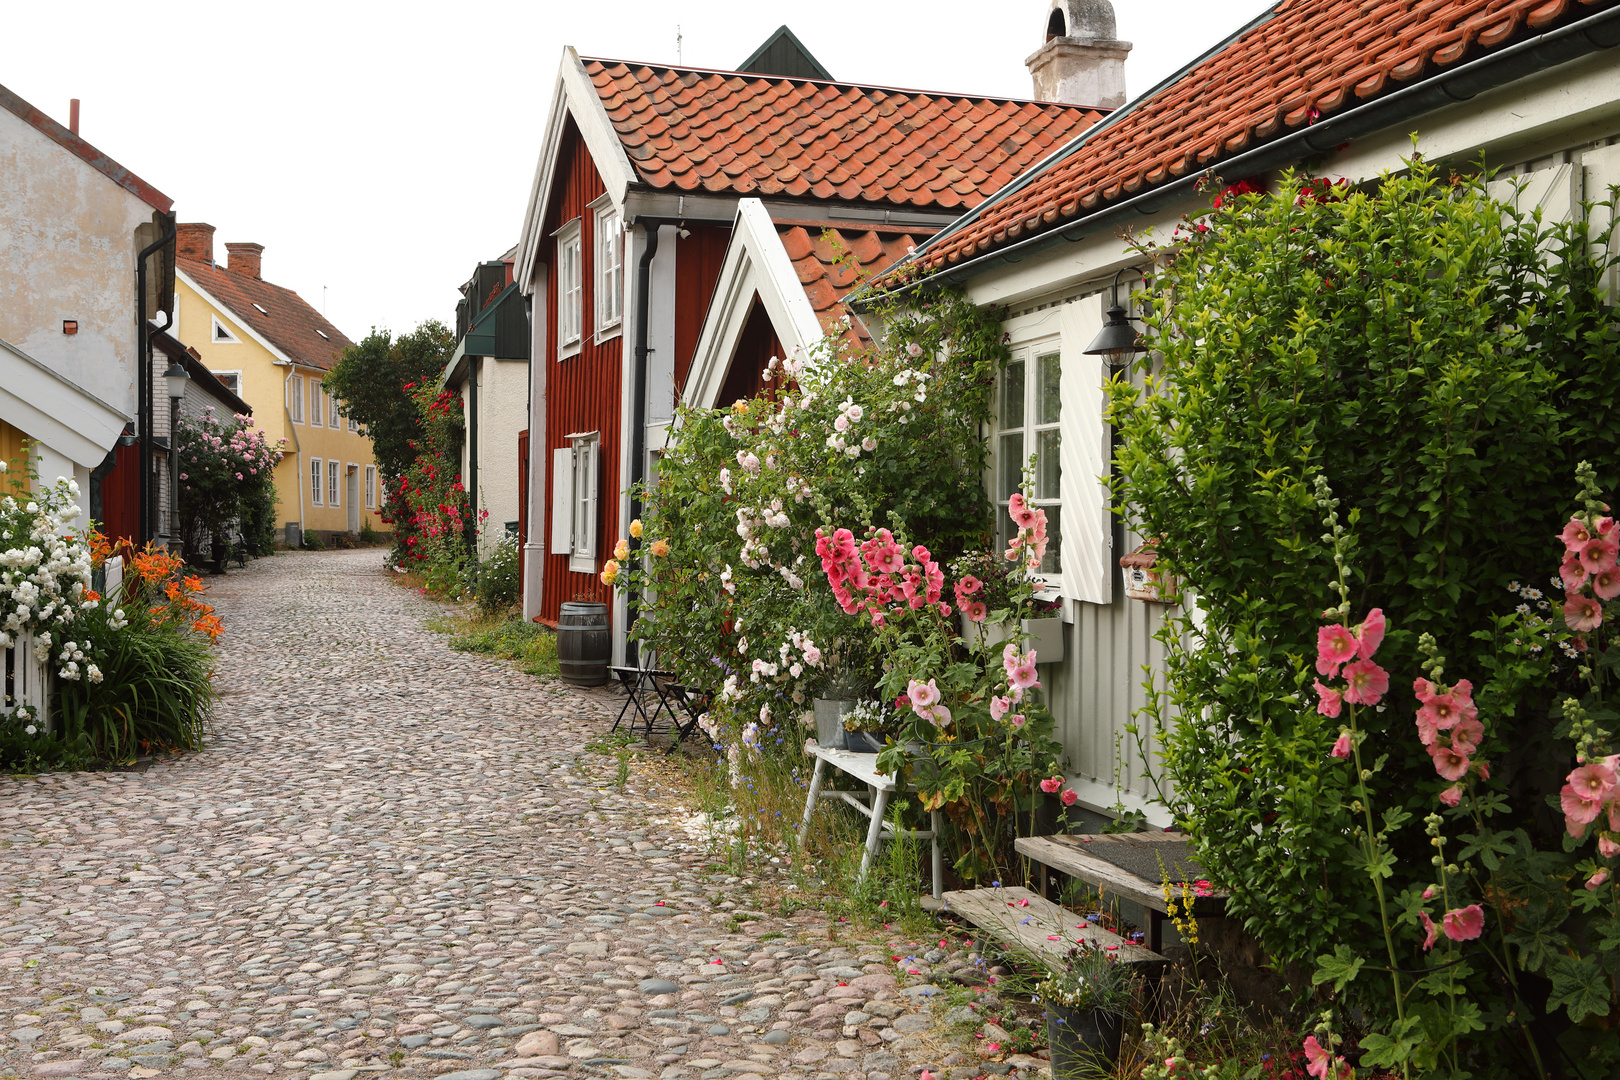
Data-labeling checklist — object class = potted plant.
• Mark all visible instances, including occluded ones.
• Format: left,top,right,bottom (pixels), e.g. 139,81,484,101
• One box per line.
951,550,1065,663
841,698,894,753
813,670,867,750
1037,942,1139,1074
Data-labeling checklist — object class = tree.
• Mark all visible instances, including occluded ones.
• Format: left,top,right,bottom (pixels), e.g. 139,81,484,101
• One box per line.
324,321,455,490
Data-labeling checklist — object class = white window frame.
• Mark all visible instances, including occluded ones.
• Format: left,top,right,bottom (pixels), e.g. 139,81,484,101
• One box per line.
210,314,241,345
365,465,377,509
592,197,623,339
289,374,305,423
996,337,1063,585
550,431,599,574
348,416,359,434
310,457,323,506
310,380,324,428
327,460,340,507
212,370,243,397
555,218,583,359
328,387,341,428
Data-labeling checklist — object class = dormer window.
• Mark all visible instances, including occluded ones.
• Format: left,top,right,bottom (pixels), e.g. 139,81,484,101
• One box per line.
253,302,269,314
315,328,329,340
211,315,241,344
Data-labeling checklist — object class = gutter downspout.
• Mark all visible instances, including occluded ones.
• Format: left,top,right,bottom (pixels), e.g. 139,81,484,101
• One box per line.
627,217,672,665
467,356,479,559
870,4,1620,299
135,218,176,546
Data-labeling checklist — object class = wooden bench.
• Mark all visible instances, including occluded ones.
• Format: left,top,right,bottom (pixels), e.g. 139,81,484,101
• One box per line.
1015,832,1227,952
940,886,1163,967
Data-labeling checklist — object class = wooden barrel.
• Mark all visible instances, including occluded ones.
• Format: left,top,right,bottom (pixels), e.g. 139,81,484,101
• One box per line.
557,601,610,686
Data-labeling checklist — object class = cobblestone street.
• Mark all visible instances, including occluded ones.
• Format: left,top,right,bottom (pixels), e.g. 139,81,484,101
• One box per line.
0,550,1016,1080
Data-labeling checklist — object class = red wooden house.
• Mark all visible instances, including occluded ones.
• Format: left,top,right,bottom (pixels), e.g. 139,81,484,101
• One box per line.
513,30,1112,661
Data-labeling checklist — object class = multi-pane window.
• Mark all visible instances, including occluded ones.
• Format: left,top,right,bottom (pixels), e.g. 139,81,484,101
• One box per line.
364,465,377,509
998,344,1062,576
310,458,323,505
595,205,622,332
551,433,599,574
348,417,358,434
289,375,305,423
328,387,341,428
328,460,340,507
558,221,583,353
310,380,324,427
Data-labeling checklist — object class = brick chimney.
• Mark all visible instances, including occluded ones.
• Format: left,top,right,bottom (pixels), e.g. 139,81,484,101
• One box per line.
177,222,216,265
225,242,264,280
1027,0,1131,110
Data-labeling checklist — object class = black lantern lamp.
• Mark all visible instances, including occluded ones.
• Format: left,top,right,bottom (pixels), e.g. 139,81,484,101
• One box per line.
1084,268,1148,370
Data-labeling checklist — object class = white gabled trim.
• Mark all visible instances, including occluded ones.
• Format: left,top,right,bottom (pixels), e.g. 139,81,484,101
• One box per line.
516,47,640,295
178,269,306,369
682,199,825,411
0,338,132,468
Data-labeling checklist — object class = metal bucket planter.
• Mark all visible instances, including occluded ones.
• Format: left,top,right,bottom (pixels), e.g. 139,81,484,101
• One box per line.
1045,1002,1124,1077
813,698,854,749
844,729,885,753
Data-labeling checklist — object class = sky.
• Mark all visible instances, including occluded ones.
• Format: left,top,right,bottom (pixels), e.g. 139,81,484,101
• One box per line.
3,1,1270,342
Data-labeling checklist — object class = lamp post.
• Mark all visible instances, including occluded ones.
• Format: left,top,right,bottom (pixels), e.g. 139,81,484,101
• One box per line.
164,360,190,550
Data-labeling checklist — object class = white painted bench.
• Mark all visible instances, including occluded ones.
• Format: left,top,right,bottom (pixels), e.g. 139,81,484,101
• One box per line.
798,745,944,899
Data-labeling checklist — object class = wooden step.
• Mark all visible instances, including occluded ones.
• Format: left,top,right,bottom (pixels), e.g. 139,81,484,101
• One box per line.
939,886,1164,966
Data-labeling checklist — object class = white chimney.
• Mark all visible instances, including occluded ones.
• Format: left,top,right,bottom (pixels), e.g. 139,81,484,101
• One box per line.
1027,0,1131,110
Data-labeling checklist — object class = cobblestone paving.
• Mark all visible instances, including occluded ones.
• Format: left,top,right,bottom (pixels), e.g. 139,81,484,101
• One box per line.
0,550,1037,1080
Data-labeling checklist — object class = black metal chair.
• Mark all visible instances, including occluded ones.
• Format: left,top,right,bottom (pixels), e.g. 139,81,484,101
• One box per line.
608,666,680,739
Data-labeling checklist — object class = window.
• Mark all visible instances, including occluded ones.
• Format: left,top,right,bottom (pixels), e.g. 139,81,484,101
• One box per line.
557,219,583,356
348,417,358,434
551,432,599,573
310,380,324,427
213,370,242,395
328,460,340,507
252,302,269,314
211,315,240,344
595,204,622,334
310,457,323,505
328,387,341,428
364,465,377,509
315,328,329,340
998,343,1062,577
289,374,305,423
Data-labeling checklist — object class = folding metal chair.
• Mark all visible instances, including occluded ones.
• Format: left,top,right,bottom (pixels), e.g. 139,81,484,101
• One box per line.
608,665,680,738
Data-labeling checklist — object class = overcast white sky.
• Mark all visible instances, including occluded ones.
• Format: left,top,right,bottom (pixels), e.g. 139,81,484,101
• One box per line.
5,1,1269,342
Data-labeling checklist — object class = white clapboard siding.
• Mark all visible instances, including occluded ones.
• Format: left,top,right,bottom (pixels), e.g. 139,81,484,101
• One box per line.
1584,144,1620,302
1057,296,1112,606
551,446,574,554
2,633,51,733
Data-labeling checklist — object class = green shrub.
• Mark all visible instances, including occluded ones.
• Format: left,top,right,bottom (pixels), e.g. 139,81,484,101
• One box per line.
359,518,380,545
445,614,558,677
471,534,521,614
303,529,326,551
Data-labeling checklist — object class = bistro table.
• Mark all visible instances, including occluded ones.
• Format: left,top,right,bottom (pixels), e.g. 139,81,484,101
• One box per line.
798,744,944,899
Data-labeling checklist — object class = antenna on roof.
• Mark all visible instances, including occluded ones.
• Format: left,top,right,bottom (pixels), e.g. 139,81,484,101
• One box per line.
322,286,327,316
677,24,682,64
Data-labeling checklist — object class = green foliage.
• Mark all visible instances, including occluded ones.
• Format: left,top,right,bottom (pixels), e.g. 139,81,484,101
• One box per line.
358,518,380,545
1108,159,1620,1072
175,407,280,561
302,528,326,551
324,321,455,493
442,613,558,678
390,383,468,592
471,533,521,614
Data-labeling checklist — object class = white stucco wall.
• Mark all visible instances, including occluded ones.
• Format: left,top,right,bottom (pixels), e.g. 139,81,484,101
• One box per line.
0,108,159,420
465,357,530,559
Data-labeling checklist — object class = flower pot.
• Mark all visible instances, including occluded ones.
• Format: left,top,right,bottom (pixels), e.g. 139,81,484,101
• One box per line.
1045,1002,1123,1076
959,612,1012,651
813,698,854,749
1021,617,1065,665
845,730,885,753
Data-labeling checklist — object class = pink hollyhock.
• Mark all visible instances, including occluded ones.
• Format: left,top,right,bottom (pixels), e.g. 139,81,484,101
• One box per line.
1419,911,1438,952
1010,657,1040,691
1316,624,1358,677
1599,835,1620,858
1039,775,1064,794
1439,784,1464,807
1569,761,1619,805
1355,608,1386,659
1060,789,1078,806
1562,782,1603,837
1430,744,1471,782
1008,493,1038,529
1330,732,1352,759
907,679,941,711
871,611,886,628
1413,676,1436,703
1563,517,1594,552
1442,904,1485,942
1302,1035,1349,1079
1561,553,1590,593
989,695,1012,722
957,575,983,596
1450,718,1485,756
1418,692,1466,733
1565,595,1604,633
1342,659,1389,706
1009,713,1027,728
964,601,988,622
1594,568,1620,601
1416,712,1441,748
1314,680,1343,718
1587,869,1610,891
1582,535,1619,575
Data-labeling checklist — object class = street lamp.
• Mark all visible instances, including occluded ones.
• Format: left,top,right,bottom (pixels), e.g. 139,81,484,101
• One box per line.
1083,268,1148,371
164,360,189,548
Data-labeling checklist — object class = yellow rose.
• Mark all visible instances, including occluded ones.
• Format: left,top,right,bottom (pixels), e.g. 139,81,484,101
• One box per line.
614,538,630,561
600,567,618,586
650,539,670,557
628,519,644,538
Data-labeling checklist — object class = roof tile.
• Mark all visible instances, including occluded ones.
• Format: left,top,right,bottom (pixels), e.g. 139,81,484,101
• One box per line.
179,258,353,371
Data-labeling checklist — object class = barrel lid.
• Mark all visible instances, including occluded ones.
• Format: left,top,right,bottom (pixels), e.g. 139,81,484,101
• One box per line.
559,601,609,615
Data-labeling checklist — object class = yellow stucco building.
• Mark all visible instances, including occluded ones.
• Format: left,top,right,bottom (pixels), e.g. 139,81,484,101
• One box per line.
172,223,381,544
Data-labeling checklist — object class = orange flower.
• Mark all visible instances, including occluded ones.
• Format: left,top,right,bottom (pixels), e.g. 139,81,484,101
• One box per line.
183,575,205,592
84,589,100,603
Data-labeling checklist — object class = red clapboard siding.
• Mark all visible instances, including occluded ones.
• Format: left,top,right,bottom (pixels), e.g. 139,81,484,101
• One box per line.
673,224,731,394
540,119,621,624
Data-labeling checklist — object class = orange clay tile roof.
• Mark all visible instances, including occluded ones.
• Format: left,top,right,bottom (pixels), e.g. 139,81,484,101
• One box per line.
179,258,354,372
914,0,1620,269
776,219,938,347
584,59,1107,211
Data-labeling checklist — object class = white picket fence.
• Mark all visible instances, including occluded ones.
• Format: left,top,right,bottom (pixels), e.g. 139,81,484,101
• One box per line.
2,633,51,732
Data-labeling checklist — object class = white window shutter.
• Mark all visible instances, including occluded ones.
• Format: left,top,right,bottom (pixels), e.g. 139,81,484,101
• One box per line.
551,447,573,554
1058,297,1112,605
1487,164,1579,236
